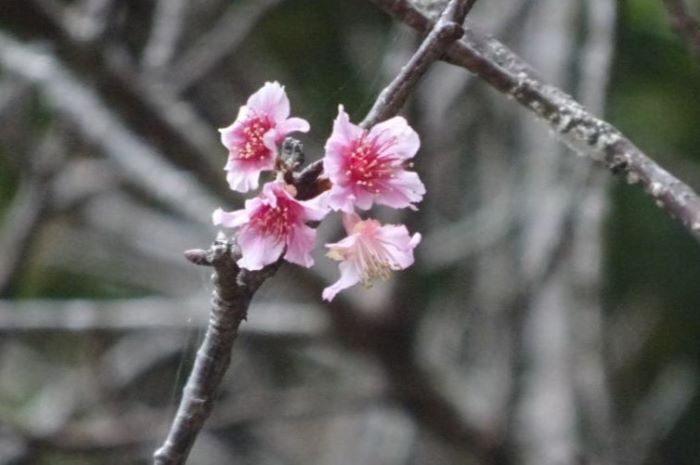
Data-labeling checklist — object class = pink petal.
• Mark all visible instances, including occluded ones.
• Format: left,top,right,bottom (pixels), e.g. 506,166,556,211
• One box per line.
322,261,362,302
342,212,362,234
322,151,344,180
325,105,363,153
351,189,375,211
264,181,301,209
276,117,310,135
226,163,266,193
284,224,316,268
322,216,421,300
377,225,419,269
236,226,285,270
300,195,330,222
325,233,359,252
212,208,248,228
242,195,264,213
218,109,248,149
326,187,357,213
323,108,361,189
410,232,421,248
262,130,280,153
370,116,420,159
247,81,290,121
374,171,426,209
259,181,281,206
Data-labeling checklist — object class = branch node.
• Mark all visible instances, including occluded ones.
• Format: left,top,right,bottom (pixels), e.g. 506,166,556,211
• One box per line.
184,249,210,266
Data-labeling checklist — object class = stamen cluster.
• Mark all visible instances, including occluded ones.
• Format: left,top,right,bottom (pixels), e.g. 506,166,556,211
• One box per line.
213,82,424,301
238,116,271,161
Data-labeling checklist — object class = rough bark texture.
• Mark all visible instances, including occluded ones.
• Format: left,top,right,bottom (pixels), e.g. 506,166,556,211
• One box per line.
153,241,279,465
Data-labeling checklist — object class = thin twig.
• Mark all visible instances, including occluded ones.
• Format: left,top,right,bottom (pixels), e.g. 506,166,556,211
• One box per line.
661,0,700,63
153,241,279,465
361,0,465,127
298,0,467,186
369,0,700,240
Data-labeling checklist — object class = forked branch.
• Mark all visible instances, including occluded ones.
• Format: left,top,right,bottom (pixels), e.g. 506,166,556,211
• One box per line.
370,0,700,239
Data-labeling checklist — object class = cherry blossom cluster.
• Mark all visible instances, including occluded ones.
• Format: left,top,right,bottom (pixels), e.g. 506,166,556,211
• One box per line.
213,82,424,301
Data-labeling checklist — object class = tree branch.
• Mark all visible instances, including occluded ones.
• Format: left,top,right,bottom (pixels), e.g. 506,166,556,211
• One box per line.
154,2,472,463
298,0,468,186
369,0,700,240
361,0,465,127
152,240,279,465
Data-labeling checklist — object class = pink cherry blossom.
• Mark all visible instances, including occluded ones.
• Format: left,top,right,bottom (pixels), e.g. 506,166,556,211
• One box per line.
322,212,421,302
323,105,426,212
213,181,327,271
220,82,310,193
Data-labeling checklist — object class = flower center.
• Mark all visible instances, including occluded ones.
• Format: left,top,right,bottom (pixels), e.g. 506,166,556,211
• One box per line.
359,252,393,286
344,136,395,193
250,202,294,238
328,231,395,287
238,116,272,161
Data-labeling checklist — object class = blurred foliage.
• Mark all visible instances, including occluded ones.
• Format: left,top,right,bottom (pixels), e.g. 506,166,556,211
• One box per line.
608,1,700,462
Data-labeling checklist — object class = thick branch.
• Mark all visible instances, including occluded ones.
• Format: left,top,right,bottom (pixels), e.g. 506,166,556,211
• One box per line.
152,241,279,465
370,0,700,239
